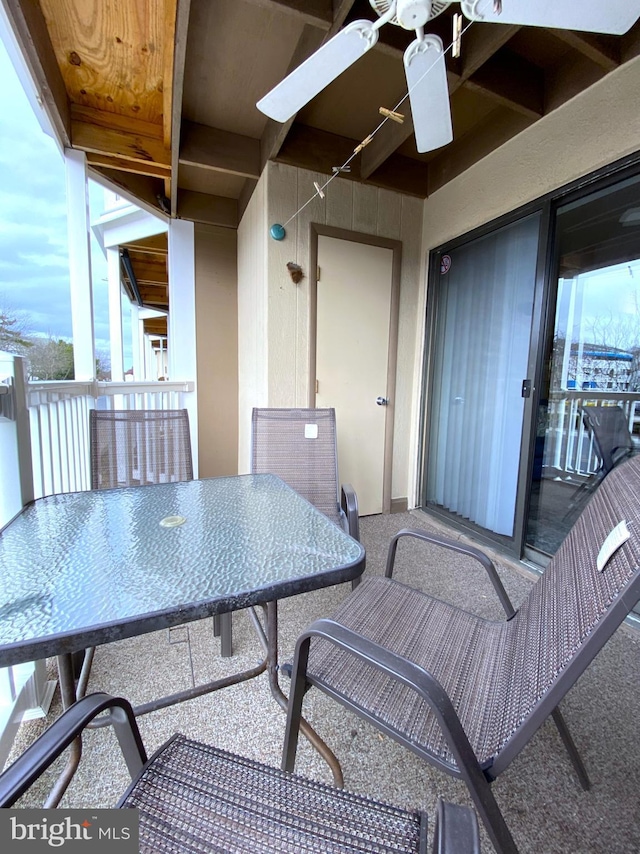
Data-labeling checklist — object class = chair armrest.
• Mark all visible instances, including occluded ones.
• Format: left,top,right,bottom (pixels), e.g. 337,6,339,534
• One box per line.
0,693,147,808
433,799,481,854
340,483,360,541
386,528,515,618
284,618,488,797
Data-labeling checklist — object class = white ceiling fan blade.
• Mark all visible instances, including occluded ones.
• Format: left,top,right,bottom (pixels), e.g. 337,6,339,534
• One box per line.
257,20,379,122
404,35,453,153
460,0,640,36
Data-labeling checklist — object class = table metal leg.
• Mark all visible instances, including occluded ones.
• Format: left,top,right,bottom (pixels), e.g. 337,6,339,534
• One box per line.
264,601,344,788
43,654,83,808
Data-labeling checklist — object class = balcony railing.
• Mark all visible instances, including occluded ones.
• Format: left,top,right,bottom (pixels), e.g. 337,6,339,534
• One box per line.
543,391,639,479
27,379,195,498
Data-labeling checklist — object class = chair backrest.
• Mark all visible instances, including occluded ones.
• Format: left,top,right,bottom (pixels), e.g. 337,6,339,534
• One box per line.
581,404,635,474
90,409,193,490
494,453,640,770
251,408,340,521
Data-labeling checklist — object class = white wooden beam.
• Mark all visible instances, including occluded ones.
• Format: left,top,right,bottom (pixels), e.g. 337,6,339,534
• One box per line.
167,218,198,475
64,149,96,381
107,247,124,382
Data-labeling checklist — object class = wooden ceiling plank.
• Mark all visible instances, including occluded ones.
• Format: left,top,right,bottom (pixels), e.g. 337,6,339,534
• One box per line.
70,104,163,139
180,121,261,178
170,0,191,215
163,0,179,148
177,190,239,228
39,0,165,126
427,108,535,195
125,236,168,256
549,30,620,72
260,2,358,166
86,152,170,179
72,119,171,171
2,0,71,146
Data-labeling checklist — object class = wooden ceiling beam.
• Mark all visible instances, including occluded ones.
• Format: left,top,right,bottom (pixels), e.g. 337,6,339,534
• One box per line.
260,1,358,166
86,153,170,179
180,121,261,178
2,0,71,146
464,51,544,119
549,30,620,72
91,168,166,213
426,108,535,195
360,24,520,179
123,234,168,255
71,118,171,174
242,0,333,28
170,0,191,215
177,190,239,228
276,122,428,197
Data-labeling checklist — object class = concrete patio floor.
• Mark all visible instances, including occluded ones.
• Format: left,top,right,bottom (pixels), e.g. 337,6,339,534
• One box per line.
5,510,640,854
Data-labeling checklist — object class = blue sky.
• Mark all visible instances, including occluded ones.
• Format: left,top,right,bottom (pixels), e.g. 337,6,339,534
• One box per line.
0,39,111,356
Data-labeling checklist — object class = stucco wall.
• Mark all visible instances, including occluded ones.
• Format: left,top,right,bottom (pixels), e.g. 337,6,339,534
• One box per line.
194,223,238,477
237,161,423,501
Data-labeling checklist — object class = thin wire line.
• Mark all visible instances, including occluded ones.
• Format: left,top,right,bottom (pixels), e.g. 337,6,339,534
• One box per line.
281,8,485,229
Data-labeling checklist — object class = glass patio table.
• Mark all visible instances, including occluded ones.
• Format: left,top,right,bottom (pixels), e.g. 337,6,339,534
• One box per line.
0,474,365,801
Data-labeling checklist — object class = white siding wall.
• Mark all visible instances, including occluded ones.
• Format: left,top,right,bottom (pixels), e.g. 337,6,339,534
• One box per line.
237,162,423,503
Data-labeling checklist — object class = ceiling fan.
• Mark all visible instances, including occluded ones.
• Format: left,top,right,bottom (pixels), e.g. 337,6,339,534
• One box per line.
257,0,640,154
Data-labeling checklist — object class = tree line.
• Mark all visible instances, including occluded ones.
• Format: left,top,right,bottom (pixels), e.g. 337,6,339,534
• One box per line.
0,306,109,380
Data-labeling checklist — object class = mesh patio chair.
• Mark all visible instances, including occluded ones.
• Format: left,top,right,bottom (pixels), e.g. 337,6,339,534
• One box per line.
215,407,360,656
283,454,640,854
566,405,637,520
84,408,200,677
90,408,193,490
0,693,480,854
581,404,636,476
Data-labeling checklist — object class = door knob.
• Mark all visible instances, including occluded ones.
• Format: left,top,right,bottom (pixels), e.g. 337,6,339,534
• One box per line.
376,396,389,406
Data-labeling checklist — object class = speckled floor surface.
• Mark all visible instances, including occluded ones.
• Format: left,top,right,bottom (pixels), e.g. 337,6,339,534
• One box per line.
5,510,640,854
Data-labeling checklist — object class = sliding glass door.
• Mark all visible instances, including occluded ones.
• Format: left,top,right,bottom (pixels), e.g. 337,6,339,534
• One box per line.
526,173,640,557
424,213,540,543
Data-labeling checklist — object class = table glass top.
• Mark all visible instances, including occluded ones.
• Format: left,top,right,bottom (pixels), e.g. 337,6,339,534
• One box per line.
0,475,364,663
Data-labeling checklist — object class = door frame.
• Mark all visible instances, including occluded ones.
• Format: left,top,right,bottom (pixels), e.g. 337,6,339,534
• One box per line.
309,223,402,515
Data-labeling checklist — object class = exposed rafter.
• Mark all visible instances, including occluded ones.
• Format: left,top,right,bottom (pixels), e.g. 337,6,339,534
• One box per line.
360,23,520,179
260,0,358,166
181,122,261,179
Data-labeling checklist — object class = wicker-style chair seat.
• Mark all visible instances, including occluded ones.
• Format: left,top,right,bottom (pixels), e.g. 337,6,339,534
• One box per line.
0,694,480,854
283,455,640,854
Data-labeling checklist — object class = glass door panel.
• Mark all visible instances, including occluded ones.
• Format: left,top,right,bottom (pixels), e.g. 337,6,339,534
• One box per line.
526,174,640,556
425,214,540,542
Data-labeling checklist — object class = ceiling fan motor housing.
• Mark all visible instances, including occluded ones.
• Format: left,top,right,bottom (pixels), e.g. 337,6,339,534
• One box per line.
369,0,451,29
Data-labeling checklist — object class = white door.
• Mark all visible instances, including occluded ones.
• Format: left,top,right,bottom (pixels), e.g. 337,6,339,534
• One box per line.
316,235,395,516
